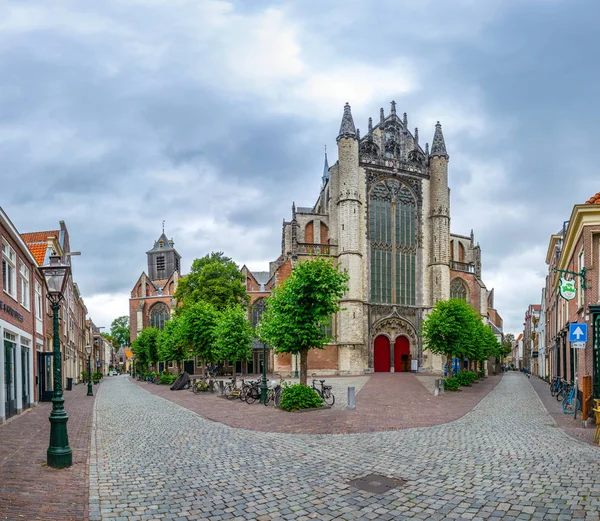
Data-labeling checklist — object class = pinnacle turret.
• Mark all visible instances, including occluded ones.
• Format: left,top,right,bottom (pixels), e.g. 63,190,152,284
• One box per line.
321,146,330,187
337,102,357,142
430,121,449,159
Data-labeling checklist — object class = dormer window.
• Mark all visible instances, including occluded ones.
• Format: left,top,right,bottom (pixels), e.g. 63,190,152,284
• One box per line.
156,256,165,271
159,240,164,248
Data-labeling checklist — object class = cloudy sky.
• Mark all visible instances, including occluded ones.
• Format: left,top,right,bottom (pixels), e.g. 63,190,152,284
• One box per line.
1,0,598,334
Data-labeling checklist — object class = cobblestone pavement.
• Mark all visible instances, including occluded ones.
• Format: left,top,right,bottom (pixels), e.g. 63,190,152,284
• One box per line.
90,372,600,521
134,373,501,434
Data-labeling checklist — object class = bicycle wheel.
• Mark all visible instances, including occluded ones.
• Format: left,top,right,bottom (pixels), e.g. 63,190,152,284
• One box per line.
322,389,335,406
556,389,565,402
192,381,201,395
245,387,258,404
264,391,272,406
562,396,576,414
313,387,323,399
274,388,282,407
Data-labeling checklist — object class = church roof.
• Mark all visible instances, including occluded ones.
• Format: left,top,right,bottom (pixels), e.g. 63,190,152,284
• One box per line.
585,192,600,204
146,233,177,254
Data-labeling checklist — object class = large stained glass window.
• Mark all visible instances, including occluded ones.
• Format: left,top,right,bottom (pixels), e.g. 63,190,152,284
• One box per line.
369,180,417,305
149,302,170,330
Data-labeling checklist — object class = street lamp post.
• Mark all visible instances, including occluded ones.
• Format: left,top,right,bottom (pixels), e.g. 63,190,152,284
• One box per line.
294,353,299,379
39,252,72,469
86,344,93,396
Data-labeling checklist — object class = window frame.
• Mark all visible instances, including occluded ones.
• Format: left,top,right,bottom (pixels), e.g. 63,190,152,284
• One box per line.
2,238,17,300
19,260,30,310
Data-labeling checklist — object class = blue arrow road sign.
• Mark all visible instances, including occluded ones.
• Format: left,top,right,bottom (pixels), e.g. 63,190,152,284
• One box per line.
569,323,587,343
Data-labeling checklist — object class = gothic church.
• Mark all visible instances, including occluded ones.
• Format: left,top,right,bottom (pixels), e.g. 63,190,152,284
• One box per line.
245,101,501,375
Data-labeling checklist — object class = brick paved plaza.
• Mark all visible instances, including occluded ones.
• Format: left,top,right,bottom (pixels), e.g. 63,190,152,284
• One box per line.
85,373,600,521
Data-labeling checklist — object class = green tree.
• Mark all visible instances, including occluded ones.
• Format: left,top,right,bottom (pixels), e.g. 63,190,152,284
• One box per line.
178,302,220,371
174,252,247,311
157,315,190,373
131,327,160,373
110,316,130,347
420,299,482,374
258,257,349,385
214,305,254,366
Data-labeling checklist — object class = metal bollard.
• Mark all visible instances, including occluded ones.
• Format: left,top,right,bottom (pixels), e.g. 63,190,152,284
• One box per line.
218,380,224,396
440,378,445,394
347,386,356,410
434,378,440,396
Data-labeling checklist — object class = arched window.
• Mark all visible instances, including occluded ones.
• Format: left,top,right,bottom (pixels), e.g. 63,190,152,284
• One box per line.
251,299,266,327
450,278,468,301
369,180,417,305
320,222,329,244
304,222,314,243
458,243,465,263
149,302,170,330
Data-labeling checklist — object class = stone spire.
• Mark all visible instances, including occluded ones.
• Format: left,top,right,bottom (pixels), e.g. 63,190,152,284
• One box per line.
391,100,397,116
356,128,360,140
337,102,356,142
368,117,373,136
380,107,385,125
403,112,408,128
321,146,330,187
425,142,429,156
414,128,419,149
430,121,449,159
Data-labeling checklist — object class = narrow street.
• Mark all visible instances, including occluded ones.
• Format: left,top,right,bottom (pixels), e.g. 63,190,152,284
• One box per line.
89,373,600,520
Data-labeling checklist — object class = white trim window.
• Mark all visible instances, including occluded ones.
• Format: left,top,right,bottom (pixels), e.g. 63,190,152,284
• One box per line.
19,260,30,310
2,238,17,299
35,280,43,334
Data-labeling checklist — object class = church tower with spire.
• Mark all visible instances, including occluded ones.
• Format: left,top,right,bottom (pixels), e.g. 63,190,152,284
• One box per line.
428,122,451,304
335,103,367,371
264,101,496,377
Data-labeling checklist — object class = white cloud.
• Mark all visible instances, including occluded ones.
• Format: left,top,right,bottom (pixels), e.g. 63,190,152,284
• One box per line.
85,292,130,330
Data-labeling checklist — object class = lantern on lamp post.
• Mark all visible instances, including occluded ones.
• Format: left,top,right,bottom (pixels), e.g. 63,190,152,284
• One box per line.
86,344,93,396
39,251,72,468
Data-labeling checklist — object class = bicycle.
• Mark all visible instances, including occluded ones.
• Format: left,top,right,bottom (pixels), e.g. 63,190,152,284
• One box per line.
223,377,243,400
192,376,211,394
264,378,285,407
312,379,335,406
562,383,581,416
242,379,262,404
556,379,568,402
550,376,561,397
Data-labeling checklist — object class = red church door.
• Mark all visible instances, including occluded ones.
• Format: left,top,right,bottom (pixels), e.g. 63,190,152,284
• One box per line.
394,336,411,372
374,335,391,372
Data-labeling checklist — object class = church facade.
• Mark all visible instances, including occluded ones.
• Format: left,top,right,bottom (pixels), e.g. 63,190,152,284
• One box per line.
245,101,501,376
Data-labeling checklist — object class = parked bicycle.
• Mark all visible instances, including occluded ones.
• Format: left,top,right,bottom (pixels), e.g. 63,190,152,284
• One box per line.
312,379,335,406
550,376,561,397
223,377,244,400
562,382,581,416
264,378,285,407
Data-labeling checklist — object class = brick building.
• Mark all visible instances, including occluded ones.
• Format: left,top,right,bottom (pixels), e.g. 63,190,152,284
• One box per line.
246,101,501,376
544,192,600,401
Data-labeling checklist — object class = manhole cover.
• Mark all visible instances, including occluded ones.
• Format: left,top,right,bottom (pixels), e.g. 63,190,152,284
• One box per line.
348,473,406,494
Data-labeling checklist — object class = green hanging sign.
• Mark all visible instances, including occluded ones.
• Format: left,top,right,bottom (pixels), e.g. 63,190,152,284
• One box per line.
559,278,576,301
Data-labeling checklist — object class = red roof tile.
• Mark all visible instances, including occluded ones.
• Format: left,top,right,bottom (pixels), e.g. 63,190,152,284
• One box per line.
21,230,59,265
585,192,600,204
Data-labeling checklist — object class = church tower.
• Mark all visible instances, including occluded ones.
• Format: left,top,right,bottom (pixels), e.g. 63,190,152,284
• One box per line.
146,231,181,283
336,103,366,371
428,122,451,304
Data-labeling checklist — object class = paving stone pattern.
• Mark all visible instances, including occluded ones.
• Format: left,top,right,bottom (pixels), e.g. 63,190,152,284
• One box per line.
90,373,600,521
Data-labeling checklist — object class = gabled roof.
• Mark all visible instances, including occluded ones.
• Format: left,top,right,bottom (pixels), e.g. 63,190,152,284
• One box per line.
21,230,60,265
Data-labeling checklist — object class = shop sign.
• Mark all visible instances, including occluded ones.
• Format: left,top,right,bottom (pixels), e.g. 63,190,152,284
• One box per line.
0,299,24,322
559,278,576,301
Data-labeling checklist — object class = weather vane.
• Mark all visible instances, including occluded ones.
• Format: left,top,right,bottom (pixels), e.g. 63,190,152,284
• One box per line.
162,220,165,234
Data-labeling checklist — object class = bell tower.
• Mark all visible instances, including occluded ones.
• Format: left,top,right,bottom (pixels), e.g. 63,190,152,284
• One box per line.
146,229,181,282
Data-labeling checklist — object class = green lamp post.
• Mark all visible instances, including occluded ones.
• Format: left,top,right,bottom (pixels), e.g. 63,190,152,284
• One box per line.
39,252,72,469
86,344,93,396
294,353,299,379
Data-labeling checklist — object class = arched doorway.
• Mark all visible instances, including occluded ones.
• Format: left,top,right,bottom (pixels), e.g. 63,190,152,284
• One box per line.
394,336,411,372
374,335,391,372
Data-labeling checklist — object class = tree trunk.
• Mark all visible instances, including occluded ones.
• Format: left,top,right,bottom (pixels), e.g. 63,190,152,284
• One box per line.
300,349,308,386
